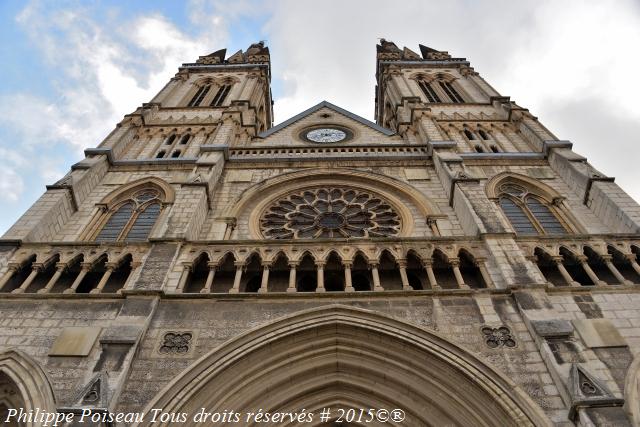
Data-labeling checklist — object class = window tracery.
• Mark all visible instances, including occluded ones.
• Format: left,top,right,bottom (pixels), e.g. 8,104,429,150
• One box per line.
260,187,401,239
498,183,567,235
95,190,162,242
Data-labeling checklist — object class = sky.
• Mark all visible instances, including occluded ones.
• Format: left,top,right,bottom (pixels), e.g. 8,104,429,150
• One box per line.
0,0,639,235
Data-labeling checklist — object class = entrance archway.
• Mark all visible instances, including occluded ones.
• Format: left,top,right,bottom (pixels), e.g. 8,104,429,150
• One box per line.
0,350,56,427
136,305,551,427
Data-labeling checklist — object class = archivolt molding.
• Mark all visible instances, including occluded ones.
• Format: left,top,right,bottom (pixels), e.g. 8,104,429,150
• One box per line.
99,177,175,208
0,349,56,424
486,172,560,202
224,168,440,239
408,71,458,83
624,353,640,426
192,75,241,87
136,305,551,427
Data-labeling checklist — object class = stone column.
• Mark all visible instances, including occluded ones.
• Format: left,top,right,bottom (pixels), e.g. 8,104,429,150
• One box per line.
287,262,298,293
450,258,470,289
602,255,633,285
577,256,607,286
344,261,354,292
397,259,411,290
200,263,218,294
422,259,440,290
625,254,640,277
475,258,496,289
175,264,192,293
38,263,67,294
552,257,580,287
258,263,270,294
0,265,19,292
64,263,93,294
229,261,244,293
91,263,118,294
370,262,383,291
12,264,43,294
316,261,326,293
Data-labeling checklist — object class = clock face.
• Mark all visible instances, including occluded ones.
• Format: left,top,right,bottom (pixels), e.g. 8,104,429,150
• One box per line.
305,128,347,143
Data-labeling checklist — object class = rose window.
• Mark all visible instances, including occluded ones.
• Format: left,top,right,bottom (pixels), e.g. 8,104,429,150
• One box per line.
260,187,401,239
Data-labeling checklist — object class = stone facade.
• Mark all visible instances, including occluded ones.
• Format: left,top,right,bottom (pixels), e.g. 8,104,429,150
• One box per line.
0,40,639,426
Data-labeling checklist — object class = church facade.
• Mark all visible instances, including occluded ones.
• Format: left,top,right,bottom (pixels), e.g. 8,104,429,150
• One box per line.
0,40,639,426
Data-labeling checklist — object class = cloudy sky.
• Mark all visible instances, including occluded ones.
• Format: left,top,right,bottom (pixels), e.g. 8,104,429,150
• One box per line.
1,0,639,234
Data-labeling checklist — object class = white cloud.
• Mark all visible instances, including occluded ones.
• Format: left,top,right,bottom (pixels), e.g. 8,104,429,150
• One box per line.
264,0,640,202
1,0,639,222
0,167,24,203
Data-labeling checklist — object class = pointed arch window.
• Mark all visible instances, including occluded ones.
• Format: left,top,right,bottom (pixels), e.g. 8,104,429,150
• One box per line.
95,190,162,242
211,84,232,106
418,80,441,103
439,81,464,103
417,76,466,103
498,183,567,235
188,84,211,107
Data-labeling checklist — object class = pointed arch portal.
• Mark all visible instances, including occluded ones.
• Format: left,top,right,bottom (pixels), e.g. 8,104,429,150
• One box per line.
0,349,56,427
137,305,550,427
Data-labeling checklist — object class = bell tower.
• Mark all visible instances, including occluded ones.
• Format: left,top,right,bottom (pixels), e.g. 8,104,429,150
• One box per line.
151,41,273,135
376,39,503,141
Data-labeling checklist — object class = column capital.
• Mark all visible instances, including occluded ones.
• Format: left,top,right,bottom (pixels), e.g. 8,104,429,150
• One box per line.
600,254,613,262
396,259,408,268
54,262,68,271
575,255,589,263
181,262,193,271
315,261,326,268
449,258,460,267
207,262,219,269
368,261,380,268
233,261,245,268
7,263,20,272
421,258,434,268
288,261,300,268
342,261,353,268
105,262,119,270
625,254,639,263
31,263,45,272
550,256,564,264
261,261,272,269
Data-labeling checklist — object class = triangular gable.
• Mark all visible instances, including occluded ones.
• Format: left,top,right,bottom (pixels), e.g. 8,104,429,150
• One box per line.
258,101,394,138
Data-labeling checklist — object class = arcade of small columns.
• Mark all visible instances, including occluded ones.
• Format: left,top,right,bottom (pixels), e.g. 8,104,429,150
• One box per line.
1,240,639,295
0,251,139,295
175,245,495,294
525,241,640,287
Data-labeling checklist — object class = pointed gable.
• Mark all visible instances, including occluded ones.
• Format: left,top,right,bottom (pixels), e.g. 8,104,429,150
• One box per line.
258,101,394,142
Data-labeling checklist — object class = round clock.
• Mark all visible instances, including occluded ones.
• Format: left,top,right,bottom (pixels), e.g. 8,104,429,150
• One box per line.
304,128,348,143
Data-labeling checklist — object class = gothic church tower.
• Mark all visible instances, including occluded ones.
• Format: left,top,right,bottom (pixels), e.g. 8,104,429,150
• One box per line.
0,40,639,426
